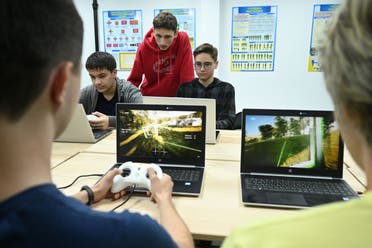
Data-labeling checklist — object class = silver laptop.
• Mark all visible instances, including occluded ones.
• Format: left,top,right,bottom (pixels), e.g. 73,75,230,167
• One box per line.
142,96,219,144
114,103,207,196
240,108,359,208
55,104,112,143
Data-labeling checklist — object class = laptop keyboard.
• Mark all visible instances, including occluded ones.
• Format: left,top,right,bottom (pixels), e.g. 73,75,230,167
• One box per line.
245,176,355,195
93,129,111,140
162,168,201,182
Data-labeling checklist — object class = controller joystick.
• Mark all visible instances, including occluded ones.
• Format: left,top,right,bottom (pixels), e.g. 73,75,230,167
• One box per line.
111,161,163,193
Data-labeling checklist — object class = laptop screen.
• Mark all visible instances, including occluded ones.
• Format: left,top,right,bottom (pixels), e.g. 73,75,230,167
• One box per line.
142,96,217,144
241,109,343,178
116,103,206,166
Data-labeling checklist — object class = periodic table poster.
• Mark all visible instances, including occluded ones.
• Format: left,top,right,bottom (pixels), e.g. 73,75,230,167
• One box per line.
102,10,143,70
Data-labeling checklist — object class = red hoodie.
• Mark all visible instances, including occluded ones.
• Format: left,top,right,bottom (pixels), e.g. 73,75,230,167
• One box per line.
127,28,195,96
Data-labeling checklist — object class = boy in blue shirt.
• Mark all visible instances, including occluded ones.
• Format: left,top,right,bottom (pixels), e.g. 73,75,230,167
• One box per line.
0,1,193,248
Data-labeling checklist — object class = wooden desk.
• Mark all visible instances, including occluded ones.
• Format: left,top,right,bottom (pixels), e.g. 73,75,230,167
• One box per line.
82,131,115,154
51,142,91,169
344,146,367,188
52,152,365,241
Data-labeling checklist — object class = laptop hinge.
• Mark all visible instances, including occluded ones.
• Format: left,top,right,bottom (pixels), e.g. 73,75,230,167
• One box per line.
246,172,334,180
161,164,199,168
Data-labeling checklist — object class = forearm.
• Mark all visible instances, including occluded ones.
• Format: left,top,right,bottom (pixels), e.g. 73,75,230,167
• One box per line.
217,111,235,129
217,118,233,129
72,190,89,204
127,65,142,87
71,185,100,205
158,200,193,248
216,94,236,129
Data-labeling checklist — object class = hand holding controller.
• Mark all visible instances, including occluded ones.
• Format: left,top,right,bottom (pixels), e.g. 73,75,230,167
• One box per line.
111,162,163,193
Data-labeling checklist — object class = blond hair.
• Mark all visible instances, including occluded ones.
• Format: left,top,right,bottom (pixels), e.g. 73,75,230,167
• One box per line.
320,0,372,143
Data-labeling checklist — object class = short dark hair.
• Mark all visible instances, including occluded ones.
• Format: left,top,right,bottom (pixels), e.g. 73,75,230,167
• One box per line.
153,12,178,32
85,51,117,72
0,0,83,122
193,43,218,61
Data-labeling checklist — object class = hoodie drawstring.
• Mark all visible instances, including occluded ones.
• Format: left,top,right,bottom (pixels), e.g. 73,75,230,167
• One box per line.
157,50,160,85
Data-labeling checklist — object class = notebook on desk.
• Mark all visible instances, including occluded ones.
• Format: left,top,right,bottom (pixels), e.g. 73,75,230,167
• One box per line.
55,104,113,143
142,96,219,144
114,103,207,196
240,108,359,208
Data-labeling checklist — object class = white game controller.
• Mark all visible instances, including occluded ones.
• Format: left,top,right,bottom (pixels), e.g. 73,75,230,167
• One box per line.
86,114,99,121
111,161,163,193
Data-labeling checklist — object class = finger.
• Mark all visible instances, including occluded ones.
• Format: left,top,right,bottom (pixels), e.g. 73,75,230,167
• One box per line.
113,168,122,174
162,173,171,180
93,111,104,117
111,167,122,175
105,168,122,181
90,123,103,129
112,189,126,200
113,192,121,200
158,173,172,184
147,167,155,175
89,118,100,124
147,168,158,180
92,122,102,126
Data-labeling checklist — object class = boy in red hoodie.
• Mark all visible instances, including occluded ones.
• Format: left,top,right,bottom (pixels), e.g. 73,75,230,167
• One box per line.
127,12,194,96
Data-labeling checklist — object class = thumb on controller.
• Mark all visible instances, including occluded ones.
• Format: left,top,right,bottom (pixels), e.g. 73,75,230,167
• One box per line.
147,167,159,180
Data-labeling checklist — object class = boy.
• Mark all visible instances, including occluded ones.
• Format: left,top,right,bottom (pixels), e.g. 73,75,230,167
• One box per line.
127,12,194,97
80,51,142,130
177,43,236,129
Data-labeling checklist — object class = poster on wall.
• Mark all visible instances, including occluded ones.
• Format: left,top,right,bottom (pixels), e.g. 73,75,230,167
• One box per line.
308,4,339,72
154,8,196,50
102,10,143,70
231,6,278,72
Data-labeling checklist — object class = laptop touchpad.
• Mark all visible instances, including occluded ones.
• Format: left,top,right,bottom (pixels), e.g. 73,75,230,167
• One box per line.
266,192,307,206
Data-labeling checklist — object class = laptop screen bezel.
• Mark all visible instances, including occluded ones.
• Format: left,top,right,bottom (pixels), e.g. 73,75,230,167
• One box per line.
142,96,217,144
240,108,344,178
116,103,206,166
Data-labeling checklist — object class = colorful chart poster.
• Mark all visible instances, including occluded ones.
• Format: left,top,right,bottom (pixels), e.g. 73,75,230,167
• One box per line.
154,8,196,49
308,4,339,72
231,6,278,72
102,10,143,70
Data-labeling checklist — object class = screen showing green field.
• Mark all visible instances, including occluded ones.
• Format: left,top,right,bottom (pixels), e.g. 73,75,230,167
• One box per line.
242,115,340,170
117,109,204,164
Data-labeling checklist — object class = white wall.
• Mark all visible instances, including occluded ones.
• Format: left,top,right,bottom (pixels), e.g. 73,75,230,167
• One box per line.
74,0,340,112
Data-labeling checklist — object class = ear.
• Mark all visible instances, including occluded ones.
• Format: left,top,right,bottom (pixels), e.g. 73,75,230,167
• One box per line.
112,68,118,78
174,30,178,38
215,60,219,69
50,62,73,107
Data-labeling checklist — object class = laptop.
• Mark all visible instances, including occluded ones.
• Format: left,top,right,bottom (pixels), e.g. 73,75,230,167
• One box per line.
113,103,207,196
240,108,359,208
55,104,113,143
142,96,219,144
